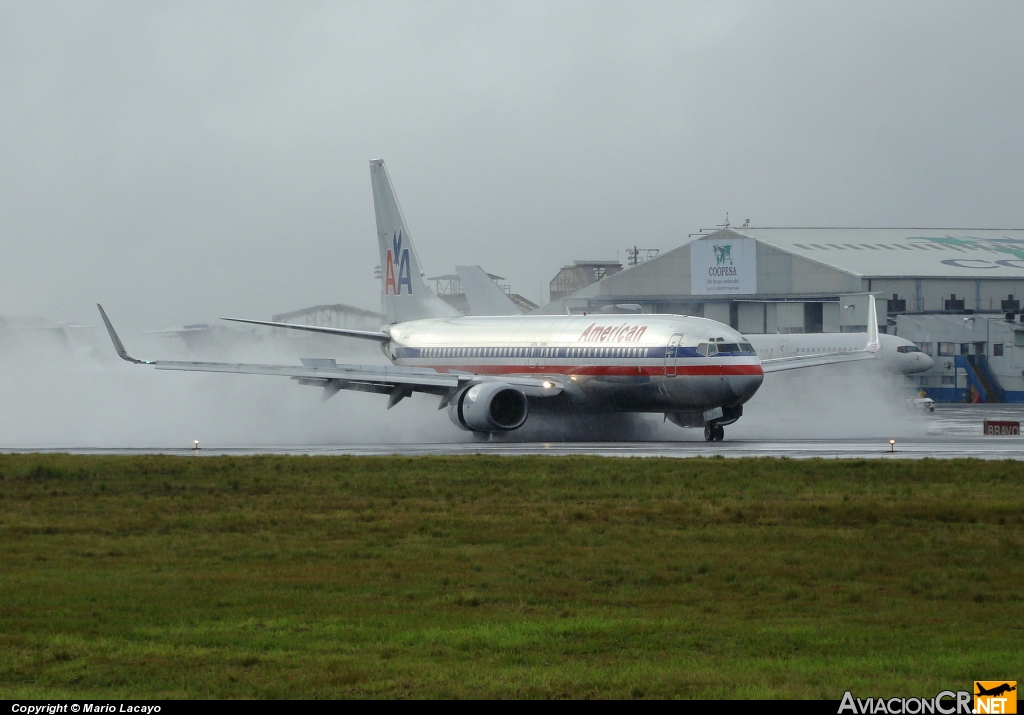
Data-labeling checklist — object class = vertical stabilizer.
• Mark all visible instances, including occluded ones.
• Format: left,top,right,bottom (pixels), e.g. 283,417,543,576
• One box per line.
370,160,460,323
456,265,523,316
866,294,880,352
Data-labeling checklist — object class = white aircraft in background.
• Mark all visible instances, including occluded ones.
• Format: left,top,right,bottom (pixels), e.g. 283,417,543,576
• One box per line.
457,264,932,375
746,332,932,374
98,160,881,442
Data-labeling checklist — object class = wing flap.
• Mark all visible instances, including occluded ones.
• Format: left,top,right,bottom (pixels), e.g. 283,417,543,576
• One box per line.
150,359,463,388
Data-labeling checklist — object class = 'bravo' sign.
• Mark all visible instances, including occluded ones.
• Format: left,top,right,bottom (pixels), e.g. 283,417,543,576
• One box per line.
983,420,1020,435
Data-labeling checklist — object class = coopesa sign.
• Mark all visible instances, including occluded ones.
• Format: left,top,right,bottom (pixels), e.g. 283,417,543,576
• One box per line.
690,236,756,295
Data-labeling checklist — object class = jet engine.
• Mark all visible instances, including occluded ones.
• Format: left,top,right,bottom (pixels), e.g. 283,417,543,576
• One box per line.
448,382,529,432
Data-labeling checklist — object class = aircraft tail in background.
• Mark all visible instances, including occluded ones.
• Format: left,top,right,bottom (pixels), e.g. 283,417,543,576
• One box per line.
456,265,524,316
370,160,460,324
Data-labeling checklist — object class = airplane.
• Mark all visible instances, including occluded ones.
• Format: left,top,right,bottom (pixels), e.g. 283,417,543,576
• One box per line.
455,264,933,375
97,160,881,442
976,683,1016,698
746,332,932,375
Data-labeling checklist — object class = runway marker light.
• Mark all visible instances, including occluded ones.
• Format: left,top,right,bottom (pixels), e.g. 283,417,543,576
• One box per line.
193,440,200,452
889,439,896,453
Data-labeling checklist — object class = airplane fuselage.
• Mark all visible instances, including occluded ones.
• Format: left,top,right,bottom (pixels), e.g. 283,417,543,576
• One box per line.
383,314,764,419
746,332,932,374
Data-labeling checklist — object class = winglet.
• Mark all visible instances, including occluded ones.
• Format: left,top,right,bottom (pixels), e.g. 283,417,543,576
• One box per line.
865,294,880,353
96,304,144,364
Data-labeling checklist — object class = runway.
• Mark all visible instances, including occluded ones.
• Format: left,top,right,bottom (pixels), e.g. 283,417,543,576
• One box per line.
7,404,1024,460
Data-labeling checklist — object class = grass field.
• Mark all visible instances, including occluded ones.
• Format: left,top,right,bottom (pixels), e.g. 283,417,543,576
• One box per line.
0,454,1021,698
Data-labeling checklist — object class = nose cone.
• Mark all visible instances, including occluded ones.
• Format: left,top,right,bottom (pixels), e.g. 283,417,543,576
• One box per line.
728,373,764,402
900,352,934,374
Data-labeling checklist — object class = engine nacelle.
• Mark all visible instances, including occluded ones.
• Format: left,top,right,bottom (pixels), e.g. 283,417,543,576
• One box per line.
448,382,529,432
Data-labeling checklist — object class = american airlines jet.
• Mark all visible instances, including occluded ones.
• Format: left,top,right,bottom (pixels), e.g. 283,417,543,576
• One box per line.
98,160,880,441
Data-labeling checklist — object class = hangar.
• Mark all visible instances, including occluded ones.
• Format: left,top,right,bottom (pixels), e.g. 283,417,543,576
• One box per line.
540,227,1024,402
544,226,1024,335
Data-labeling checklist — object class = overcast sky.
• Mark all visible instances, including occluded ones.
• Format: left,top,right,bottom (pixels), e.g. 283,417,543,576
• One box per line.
3,0,1023,331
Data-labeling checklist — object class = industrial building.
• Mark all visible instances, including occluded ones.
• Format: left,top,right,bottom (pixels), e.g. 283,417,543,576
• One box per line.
431,270,538,314
541,227,1024,401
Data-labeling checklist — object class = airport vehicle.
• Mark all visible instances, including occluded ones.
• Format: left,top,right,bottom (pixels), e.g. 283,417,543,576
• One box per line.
908,396,936,412
98,160,879,441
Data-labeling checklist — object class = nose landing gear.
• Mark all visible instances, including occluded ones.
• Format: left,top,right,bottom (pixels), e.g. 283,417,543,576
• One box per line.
703,423,725,442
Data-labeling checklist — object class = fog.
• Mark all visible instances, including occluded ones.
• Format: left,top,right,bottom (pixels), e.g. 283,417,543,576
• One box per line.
0,328,926,447
0,1,1012,446
0,329,458,448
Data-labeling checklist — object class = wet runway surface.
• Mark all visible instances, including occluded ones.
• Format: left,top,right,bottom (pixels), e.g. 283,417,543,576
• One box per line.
7,404,1024,460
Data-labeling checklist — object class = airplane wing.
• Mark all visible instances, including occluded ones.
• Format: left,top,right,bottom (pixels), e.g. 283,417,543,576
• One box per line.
760,294,882,374
760,349,876,373
97,305,562,405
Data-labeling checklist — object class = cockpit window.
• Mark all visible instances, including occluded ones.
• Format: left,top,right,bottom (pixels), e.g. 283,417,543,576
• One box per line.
717,343,740,353
896,345,922,353
696,342,718,356
739,342,755,354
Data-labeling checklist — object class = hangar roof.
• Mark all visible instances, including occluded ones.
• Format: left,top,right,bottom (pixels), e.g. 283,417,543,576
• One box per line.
723,227,1024,278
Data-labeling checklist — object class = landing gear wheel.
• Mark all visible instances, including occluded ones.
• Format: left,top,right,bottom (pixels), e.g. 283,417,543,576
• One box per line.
713,424,725,441
704,424,715,442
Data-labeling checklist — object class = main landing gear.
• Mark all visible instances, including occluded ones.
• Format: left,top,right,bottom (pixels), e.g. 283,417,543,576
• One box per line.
703,423,725,442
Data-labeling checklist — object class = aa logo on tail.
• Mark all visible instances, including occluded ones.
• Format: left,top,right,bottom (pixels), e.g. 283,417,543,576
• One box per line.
975,682,1017,714
384,231,413,295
